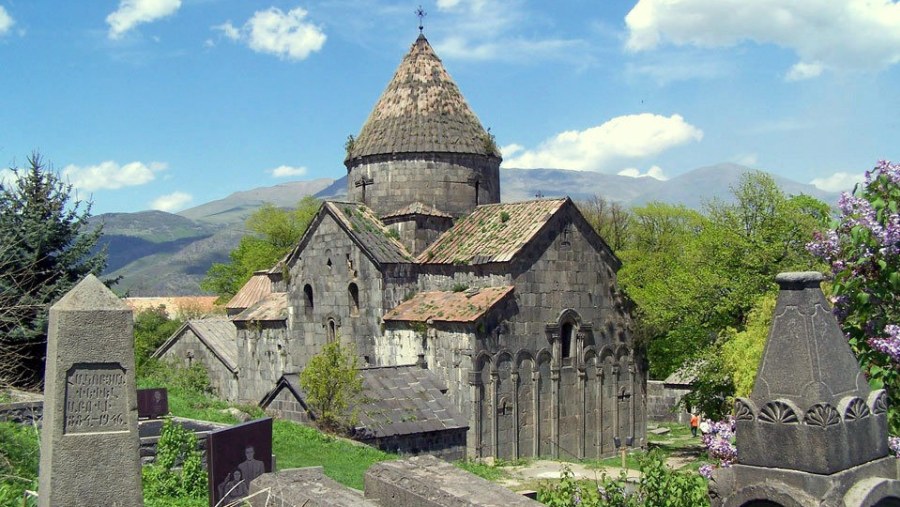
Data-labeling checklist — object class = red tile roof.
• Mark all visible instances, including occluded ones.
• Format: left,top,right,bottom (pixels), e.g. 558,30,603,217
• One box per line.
383,286,513,323
418,199,567,264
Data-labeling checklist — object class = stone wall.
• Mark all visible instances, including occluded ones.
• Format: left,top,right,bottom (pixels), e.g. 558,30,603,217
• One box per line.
346,153,500,219
0,400,43,426
284,213,397,369
157,327,239,401
647,380,691,424
263,387,313,425
361,428,468,461
236,322,293,403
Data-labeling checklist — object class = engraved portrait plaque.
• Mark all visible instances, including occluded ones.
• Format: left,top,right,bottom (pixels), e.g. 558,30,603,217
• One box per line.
64,363,128,434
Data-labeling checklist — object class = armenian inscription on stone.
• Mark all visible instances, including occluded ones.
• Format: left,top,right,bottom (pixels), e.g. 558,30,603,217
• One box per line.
64,363,128,434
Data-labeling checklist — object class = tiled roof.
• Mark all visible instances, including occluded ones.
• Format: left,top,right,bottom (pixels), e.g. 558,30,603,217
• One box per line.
232,292,287,322
383,286,513,323
418,198,568,264
381,201,453,220
124,296,220,319
346,34,498,162
152,318,237,373
265,367,468,439
225,272,272,311
326,201,414,264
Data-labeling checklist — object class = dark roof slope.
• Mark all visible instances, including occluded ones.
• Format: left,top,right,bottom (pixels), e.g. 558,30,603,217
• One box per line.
418,198,568,264
263,366,467,439
225,272,272,312
232,292,287,323
346,34,499,162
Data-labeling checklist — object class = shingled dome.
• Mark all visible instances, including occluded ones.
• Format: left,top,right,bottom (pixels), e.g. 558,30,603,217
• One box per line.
345,34,499,163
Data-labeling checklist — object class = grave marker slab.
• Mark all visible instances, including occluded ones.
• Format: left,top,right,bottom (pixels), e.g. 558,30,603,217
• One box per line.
137,388,168,419
207,417,273,507
38,275,143,507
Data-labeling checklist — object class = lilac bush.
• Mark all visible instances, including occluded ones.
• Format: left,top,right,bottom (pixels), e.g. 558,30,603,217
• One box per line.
698,416,737,478
807,159,900,432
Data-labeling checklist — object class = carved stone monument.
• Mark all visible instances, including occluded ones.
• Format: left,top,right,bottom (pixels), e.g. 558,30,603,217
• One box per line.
38,275,143,507
710,272,900,507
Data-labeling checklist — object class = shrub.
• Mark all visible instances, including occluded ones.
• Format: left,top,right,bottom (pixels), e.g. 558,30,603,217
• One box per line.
0,421,39,506
300,341,363,433
142,418,207,503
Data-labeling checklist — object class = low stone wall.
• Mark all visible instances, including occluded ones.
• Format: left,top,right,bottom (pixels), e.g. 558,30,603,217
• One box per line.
647,380,691,424
361,428,468,462
248,467,378,507
138,417,229,466
0,400,43,426
365,455,542,506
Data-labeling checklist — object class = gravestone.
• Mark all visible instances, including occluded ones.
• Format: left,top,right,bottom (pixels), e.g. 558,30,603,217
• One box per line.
207,417,274,507
709,272,900,507
38,274,143,507
137,388,168,419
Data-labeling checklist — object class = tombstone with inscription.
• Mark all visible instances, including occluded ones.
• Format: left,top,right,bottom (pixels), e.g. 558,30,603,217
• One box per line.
38,275,143,507
207,417,274,507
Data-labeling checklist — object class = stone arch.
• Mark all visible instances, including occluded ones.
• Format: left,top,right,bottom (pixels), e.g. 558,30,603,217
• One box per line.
303,284,314,312
473,351,493,374
493,349,514,374
583,346,599,368
725,482,816,507
844,478,900,507
515,349,535,371
536,347,553,457
535,347,553,367
614,344,631,361
348,283,360,316
598,345,615,363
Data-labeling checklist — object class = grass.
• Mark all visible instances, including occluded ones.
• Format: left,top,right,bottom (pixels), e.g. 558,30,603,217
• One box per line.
454,459,510,481
0,421,39,507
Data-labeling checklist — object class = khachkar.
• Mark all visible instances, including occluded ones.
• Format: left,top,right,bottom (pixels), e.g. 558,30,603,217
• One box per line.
38,275,143,507
709,272,900,507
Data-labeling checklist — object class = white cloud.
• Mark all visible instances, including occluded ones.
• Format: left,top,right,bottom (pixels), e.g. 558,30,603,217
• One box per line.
786,61,825,81
618,166,668,181
810,172,865,193
502,113,703,172
62,161,166,191
500,143,524,159
215,7,325,61
269,165,308,178
625,0,900,76
0,6,14,36
151,191,192,212
107,0,181,40
733,153,758,166
0,169,16,187
431,0,582,63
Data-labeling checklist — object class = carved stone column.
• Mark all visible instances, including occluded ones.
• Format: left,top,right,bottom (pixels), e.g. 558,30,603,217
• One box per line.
597,367,604,458
490,370,499,459
532,370,540,457
468,370,483,458
612,364,620,441
550,366,560,459
577,367,587,459
511,370,520,459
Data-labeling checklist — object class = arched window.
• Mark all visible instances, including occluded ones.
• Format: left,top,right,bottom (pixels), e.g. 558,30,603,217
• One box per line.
561,321,575,360
327,318,337,343
304,284,314,311
348,283,360,316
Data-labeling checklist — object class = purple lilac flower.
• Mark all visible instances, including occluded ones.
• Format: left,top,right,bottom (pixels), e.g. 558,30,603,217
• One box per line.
868,325,900,363
889,436,900,458
698,464,714,479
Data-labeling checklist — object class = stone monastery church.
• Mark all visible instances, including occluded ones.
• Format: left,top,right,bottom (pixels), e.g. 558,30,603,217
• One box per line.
156,33,647,460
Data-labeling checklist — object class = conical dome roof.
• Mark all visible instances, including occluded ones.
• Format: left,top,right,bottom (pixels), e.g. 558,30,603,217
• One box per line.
346,34,499,163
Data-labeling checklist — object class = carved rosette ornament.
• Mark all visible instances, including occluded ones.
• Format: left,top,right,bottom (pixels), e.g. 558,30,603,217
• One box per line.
841,397,871,421
758,400,800,424
804,403,841,427
734,398,756,421
869,389,888,415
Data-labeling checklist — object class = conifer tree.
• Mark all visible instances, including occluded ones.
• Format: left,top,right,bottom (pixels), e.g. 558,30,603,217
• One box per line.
0,153,106,386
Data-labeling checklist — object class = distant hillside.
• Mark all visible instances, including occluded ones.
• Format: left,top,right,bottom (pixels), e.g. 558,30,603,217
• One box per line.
178,178,335,225
99,164,840,296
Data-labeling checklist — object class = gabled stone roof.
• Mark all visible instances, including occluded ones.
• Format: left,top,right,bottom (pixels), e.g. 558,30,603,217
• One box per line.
263,367,468,439
418,198,568,264
152,318,238,373
225,271,272,312
380,201,453,220
345,34,499,162
383,286,514,323
326,201,415,264
232,292,287,323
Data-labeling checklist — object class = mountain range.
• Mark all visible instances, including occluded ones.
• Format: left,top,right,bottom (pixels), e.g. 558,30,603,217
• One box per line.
94,163,840,296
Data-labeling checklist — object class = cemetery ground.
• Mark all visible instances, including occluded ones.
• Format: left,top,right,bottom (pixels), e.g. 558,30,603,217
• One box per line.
0,360,710,506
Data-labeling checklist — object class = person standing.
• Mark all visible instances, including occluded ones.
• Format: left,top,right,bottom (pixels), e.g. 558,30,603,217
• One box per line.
690,413,700,437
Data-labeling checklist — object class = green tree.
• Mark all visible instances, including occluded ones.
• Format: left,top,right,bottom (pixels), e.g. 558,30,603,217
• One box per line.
201,196,320,301
577,194,631,252
299,341,363,433
0,153,106,386
134,307,184,372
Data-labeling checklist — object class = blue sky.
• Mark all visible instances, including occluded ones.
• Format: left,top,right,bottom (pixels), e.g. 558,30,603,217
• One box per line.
0,0,898,214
